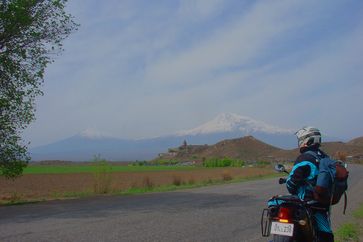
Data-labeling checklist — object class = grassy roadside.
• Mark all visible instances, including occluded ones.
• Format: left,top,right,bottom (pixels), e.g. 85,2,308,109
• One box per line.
118,172,281,195
1,172,281,206
336,203,363,242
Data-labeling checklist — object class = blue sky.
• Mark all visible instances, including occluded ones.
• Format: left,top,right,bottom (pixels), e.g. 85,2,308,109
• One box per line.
23,0,363,147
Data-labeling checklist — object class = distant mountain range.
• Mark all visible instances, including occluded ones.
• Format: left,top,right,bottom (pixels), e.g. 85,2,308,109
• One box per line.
29,113,347,161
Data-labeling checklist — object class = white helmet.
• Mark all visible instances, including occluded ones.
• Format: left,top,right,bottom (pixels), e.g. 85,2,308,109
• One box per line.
295,126,321,148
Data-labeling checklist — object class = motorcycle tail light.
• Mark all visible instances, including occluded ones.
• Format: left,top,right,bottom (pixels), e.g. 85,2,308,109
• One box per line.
278,207,292,223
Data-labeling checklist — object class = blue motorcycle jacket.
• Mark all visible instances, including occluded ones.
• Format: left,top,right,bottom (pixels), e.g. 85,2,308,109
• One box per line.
286,146,328,201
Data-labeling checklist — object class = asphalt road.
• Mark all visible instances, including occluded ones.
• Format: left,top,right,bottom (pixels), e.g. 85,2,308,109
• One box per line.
0,164,362,242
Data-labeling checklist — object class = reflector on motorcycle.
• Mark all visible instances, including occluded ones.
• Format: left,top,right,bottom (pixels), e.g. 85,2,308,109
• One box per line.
278,207,292,222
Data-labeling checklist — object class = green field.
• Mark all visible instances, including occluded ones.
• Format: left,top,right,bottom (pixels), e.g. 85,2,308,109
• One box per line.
23,165,199,174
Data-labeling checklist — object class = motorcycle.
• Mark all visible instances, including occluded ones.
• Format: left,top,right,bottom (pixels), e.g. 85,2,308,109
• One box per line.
261,164,327,242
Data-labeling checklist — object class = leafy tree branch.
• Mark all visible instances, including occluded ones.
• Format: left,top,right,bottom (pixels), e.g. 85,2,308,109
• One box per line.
0,0,78,178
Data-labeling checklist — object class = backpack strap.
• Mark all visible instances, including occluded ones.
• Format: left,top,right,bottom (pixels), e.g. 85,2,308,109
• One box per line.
302,151,322,170
304,150,323,161
343,192,347,215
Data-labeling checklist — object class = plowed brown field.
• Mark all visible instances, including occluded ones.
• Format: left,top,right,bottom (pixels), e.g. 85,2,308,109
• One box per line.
0,167,273,203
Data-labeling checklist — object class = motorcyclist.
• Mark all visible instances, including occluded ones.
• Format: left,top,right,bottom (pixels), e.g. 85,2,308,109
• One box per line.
286,126,334,242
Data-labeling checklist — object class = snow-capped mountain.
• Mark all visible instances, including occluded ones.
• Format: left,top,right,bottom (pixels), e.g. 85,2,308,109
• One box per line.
30,113,300,161
176,113,293,136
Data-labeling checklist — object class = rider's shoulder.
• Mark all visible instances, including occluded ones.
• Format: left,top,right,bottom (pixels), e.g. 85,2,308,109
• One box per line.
295,153,315,164
295,150,323,166
295,147,329,166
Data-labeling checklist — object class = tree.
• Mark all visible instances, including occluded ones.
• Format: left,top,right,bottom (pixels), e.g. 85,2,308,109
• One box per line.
0,0,78,178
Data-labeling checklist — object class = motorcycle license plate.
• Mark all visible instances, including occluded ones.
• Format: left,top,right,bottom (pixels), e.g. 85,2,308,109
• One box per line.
270,221,294,237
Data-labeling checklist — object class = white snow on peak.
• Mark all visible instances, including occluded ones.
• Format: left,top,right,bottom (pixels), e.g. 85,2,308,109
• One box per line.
176,113,293,136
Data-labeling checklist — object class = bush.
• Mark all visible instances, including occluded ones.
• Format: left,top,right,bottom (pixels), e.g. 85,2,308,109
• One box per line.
154,159,179,166
255,161,270,167
142,176,154,189
131,161,148,166
203,157,245,167
231,159,245,167
188,177,195,185
172,175,182,186
3,192,23,204
92,155,112,194
221,170,233,181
